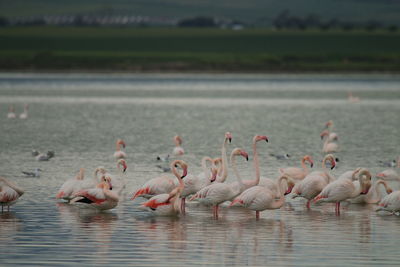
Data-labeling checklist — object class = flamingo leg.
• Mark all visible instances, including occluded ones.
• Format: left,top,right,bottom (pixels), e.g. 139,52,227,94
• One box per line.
213,205,219,219
306,200,311,209
181,198,186,215
7,206,10,212
335,202,341,215
1,206,3,213
256,211,260,220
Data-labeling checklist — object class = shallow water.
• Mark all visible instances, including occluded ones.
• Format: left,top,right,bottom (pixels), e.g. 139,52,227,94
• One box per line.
0,73,399,266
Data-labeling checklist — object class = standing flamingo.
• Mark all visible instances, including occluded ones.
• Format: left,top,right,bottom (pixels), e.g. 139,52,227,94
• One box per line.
322,132,339,153
172,135,185,156
279,155,314,181
189,147,249,219
323,120,339,140
70,175,119,211
7,105,16,119
229,174,291,219
351,179,392,204
140,160,188,216
313,168,370,215
113,139,126,159
108,159,128,195
291,154,336,209
180,157,218,214
376,190,400,214
320,130,338,142
19,104,28,119
215,132,232,183
0,177,24,212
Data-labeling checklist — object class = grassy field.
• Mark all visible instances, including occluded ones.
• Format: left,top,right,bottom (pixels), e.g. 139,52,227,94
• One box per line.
0,26,400,72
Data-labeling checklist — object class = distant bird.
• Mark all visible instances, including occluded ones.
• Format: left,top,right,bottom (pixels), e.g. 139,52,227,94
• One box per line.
156,154,170,162
378,157,399,168
113,139,126,159
22,168,42,177
348,92,360,103
7,105,16,119
270,153,290,160
173,135,185,156
19,104,29,119
156,165,171,172
34,151,55,161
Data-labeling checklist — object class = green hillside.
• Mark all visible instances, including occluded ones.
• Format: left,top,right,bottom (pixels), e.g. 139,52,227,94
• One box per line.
1,0,400,26
1,27,399,72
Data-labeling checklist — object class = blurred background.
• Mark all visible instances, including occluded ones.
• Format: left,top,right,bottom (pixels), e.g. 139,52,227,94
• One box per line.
0,0,399,72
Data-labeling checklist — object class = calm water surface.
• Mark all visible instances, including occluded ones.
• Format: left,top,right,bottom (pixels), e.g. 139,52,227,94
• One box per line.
0,73,400,266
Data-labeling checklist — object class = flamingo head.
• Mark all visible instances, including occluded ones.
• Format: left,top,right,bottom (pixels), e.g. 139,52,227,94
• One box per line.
118,159,128,173
387,188,393,194
304,155,314,168
172,160,188,179
325,120,333,129
101,176,113,190
320,130,329,140
174,135,183,145
232,148,249,161
325,154,336,170
225,132,232,143
210,167,218,182
117,139,126,148
285,180,295,195
253,135,269,143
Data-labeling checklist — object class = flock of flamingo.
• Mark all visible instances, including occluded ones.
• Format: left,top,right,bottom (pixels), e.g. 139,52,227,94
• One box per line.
1,116,399,218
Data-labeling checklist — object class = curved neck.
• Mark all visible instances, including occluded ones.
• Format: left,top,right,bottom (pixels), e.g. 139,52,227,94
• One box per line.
271,176,287,209
301,158,309,172
201,157,212,179
230,153,243,187
251,140,261,187
171,165,184,189
217,138,229,183
116,143,121,151
371,180,390,200
0,177,24,196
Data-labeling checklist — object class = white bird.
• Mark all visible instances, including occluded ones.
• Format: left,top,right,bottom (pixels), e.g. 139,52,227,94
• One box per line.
189,147,249,218
0,176,24,212
172,135,185,156
19,104,29,119
113,139,126,159
313,168,370,214
376,190,400,214
270,153,290,160
7,105,16,119
230,174,291,219
291,154,337,209
22,168,42,177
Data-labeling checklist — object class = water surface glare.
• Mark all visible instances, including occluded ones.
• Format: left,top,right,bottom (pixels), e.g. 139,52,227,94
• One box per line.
0,73,399,266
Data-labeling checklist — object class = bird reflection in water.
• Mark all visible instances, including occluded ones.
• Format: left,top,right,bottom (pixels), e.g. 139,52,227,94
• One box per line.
0,212,22,242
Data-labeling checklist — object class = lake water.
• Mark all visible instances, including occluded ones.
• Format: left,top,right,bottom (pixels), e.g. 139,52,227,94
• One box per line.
1,73,400,266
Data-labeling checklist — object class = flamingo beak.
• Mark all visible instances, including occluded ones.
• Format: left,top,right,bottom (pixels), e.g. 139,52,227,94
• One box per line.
241,151,249,161
210,168,218,182
330,162,336,170
228,138,232,143
285,185,293,195
108,181,113,190
310,161,314,168
123,162,127,173
181,168,188,179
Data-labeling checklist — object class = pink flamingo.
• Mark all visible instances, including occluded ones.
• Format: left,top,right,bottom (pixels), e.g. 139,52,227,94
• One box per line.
291,154,336,209
0,176,24,212
19,104,29,119
215,132,232,183
140,160,188,216
172,135,185,156
180,157,218,214
7,105,16,119
321,133,339,153
313,168,370,215
229,174,291,219
71,175,119,211
113,139,126,159
189,147,249,219
107,159,128,195
351,178,392,204
376,190,400,214
56,167,107,202
279,155,314,181
323,120,339,141
320,130,338,142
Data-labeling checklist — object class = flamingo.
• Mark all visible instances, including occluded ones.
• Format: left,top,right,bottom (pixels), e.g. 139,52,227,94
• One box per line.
348,92,360,103
279,155,314,181
376,169,399,180
189,147,249,219
172,135,185,156
113,139,126,159
313,168,370,215
320,130,338,142
214,132,232,183
132,158,183,200
107,159,128,195
291,154,337,209
19,104,28,119
376,190,400,214
56,167,106,202
322,133,339,153
140,160,188,216
0,176,24,212
324,120,339,140
7,105,16,119
70,175,119,211
229,174,291,219
351,178,392,204
180,157,218,214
